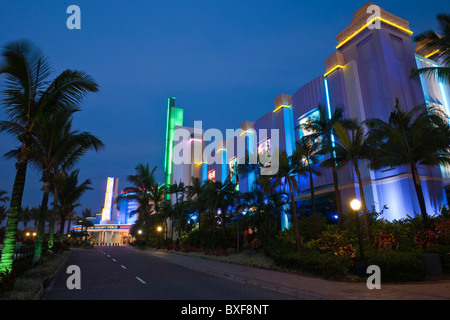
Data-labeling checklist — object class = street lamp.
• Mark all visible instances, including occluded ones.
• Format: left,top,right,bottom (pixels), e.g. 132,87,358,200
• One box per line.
157,226,162,249
350,199,366,276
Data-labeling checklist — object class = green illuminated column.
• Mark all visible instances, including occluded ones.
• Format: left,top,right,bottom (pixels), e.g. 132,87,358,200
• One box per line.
164,97,184,199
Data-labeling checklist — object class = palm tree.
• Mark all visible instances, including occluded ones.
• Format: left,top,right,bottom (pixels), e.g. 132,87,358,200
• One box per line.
0,190,10,204
0,40,99,272
295,136,323,216
185,177,205,228
19,207,32,232
412,13,450,84
168,180,186,241
322,121,373,243
74,208,94,241
124,163,157,246
270,151,303,253
27,106,103,257
301,104,346,228
365,99,450,228
57,170,93,243
203,178,238,248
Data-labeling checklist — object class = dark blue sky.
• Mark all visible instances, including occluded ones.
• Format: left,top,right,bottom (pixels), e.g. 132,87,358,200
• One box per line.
0,0,448,214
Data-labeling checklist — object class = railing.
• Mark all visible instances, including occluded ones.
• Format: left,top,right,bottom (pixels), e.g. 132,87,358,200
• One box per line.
13,245,36,261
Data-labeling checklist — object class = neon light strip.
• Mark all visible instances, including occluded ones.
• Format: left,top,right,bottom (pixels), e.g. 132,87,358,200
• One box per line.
217,148,226,152
424,49,439,59
336,17,413,49
188,138,202,143
273,104,290,113
323,65,344,77
324,78,336,151
239,130,254,136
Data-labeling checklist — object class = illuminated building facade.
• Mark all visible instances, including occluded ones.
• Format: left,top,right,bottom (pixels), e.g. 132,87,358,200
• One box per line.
165,2,449,227
74,177,137,245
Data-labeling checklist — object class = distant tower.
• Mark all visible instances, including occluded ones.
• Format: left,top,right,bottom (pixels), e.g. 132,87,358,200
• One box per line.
100,177,119,224
164,97,184,199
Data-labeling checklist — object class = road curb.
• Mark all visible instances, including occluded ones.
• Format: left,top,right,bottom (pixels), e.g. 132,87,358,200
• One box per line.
33,250,72,300
143,249,327,300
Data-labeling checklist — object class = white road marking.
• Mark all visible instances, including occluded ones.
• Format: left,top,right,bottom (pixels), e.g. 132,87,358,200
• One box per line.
112,259,116,262
135,277,146,284
121,265,127,269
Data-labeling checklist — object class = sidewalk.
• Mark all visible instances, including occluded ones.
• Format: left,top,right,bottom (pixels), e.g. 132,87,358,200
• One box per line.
141,249,450,300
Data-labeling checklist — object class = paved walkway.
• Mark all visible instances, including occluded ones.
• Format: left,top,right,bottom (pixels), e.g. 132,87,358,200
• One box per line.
141,248,450,300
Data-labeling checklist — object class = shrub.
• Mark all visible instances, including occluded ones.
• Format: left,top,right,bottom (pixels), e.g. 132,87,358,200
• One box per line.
415,229,439,249
436,219,450,245
365,249,426,282
182,228,232,249
374,232,398,251
335,244,356,259
0,267,16,292
316,231,342,253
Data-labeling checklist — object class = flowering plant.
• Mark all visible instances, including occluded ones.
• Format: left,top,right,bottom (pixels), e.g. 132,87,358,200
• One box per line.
374,232,397,251
334,244,355,259
415,229,438,249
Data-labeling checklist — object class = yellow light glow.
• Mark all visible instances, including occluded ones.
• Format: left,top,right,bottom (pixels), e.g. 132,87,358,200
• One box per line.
157,226,162,232
350,199,361,211
424,49,439,59
336,17,413,49
324,65,344,77
217,148,227,153
273,105,290,113
239,130,254,136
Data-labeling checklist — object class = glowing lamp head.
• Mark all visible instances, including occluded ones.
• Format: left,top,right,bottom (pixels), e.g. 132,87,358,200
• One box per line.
157,226,162,232
350,199,361,211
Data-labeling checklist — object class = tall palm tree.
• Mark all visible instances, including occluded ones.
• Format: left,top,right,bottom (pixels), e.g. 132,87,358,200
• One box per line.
322,121,373,243
301,104,346,228
412,13,450,84
169,180,186,240
185,176,205,228
32,106,102,256
295,136,323,216
74,208,94,240
57,170,93,243
0,40,99,272
203,178,238,248
365,99,450,228
124,163,157,246
270,151,303,253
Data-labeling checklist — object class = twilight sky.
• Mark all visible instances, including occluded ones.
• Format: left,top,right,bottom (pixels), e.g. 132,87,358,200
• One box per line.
0,0,448,215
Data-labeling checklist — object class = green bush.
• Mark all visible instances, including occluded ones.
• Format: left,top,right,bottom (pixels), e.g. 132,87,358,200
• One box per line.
422,244,450,273
181,227,233,249
264,238,353,279
365,248,426,282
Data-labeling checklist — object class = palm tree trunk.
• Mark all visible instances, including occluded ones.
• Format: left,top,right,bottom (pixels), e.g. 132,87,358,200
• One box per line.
47,209,56,251
287,178,301,253
66,217,72,235
34,180,51,264
59,216,66,242
308,168,316,215
410,163,430,229
0,161,28,272
353,162,371,244
331,164,343,229
49,185,59,247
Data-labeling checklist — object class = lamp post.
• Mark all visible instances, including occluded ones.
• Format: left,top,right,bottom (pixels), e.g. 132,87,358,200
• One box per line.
157,226,162,249
350,199,366,275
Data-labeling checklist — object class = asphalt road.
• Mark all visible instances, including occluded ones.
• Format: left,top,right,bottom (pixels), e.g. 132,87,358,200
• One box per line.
43,246,297,301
